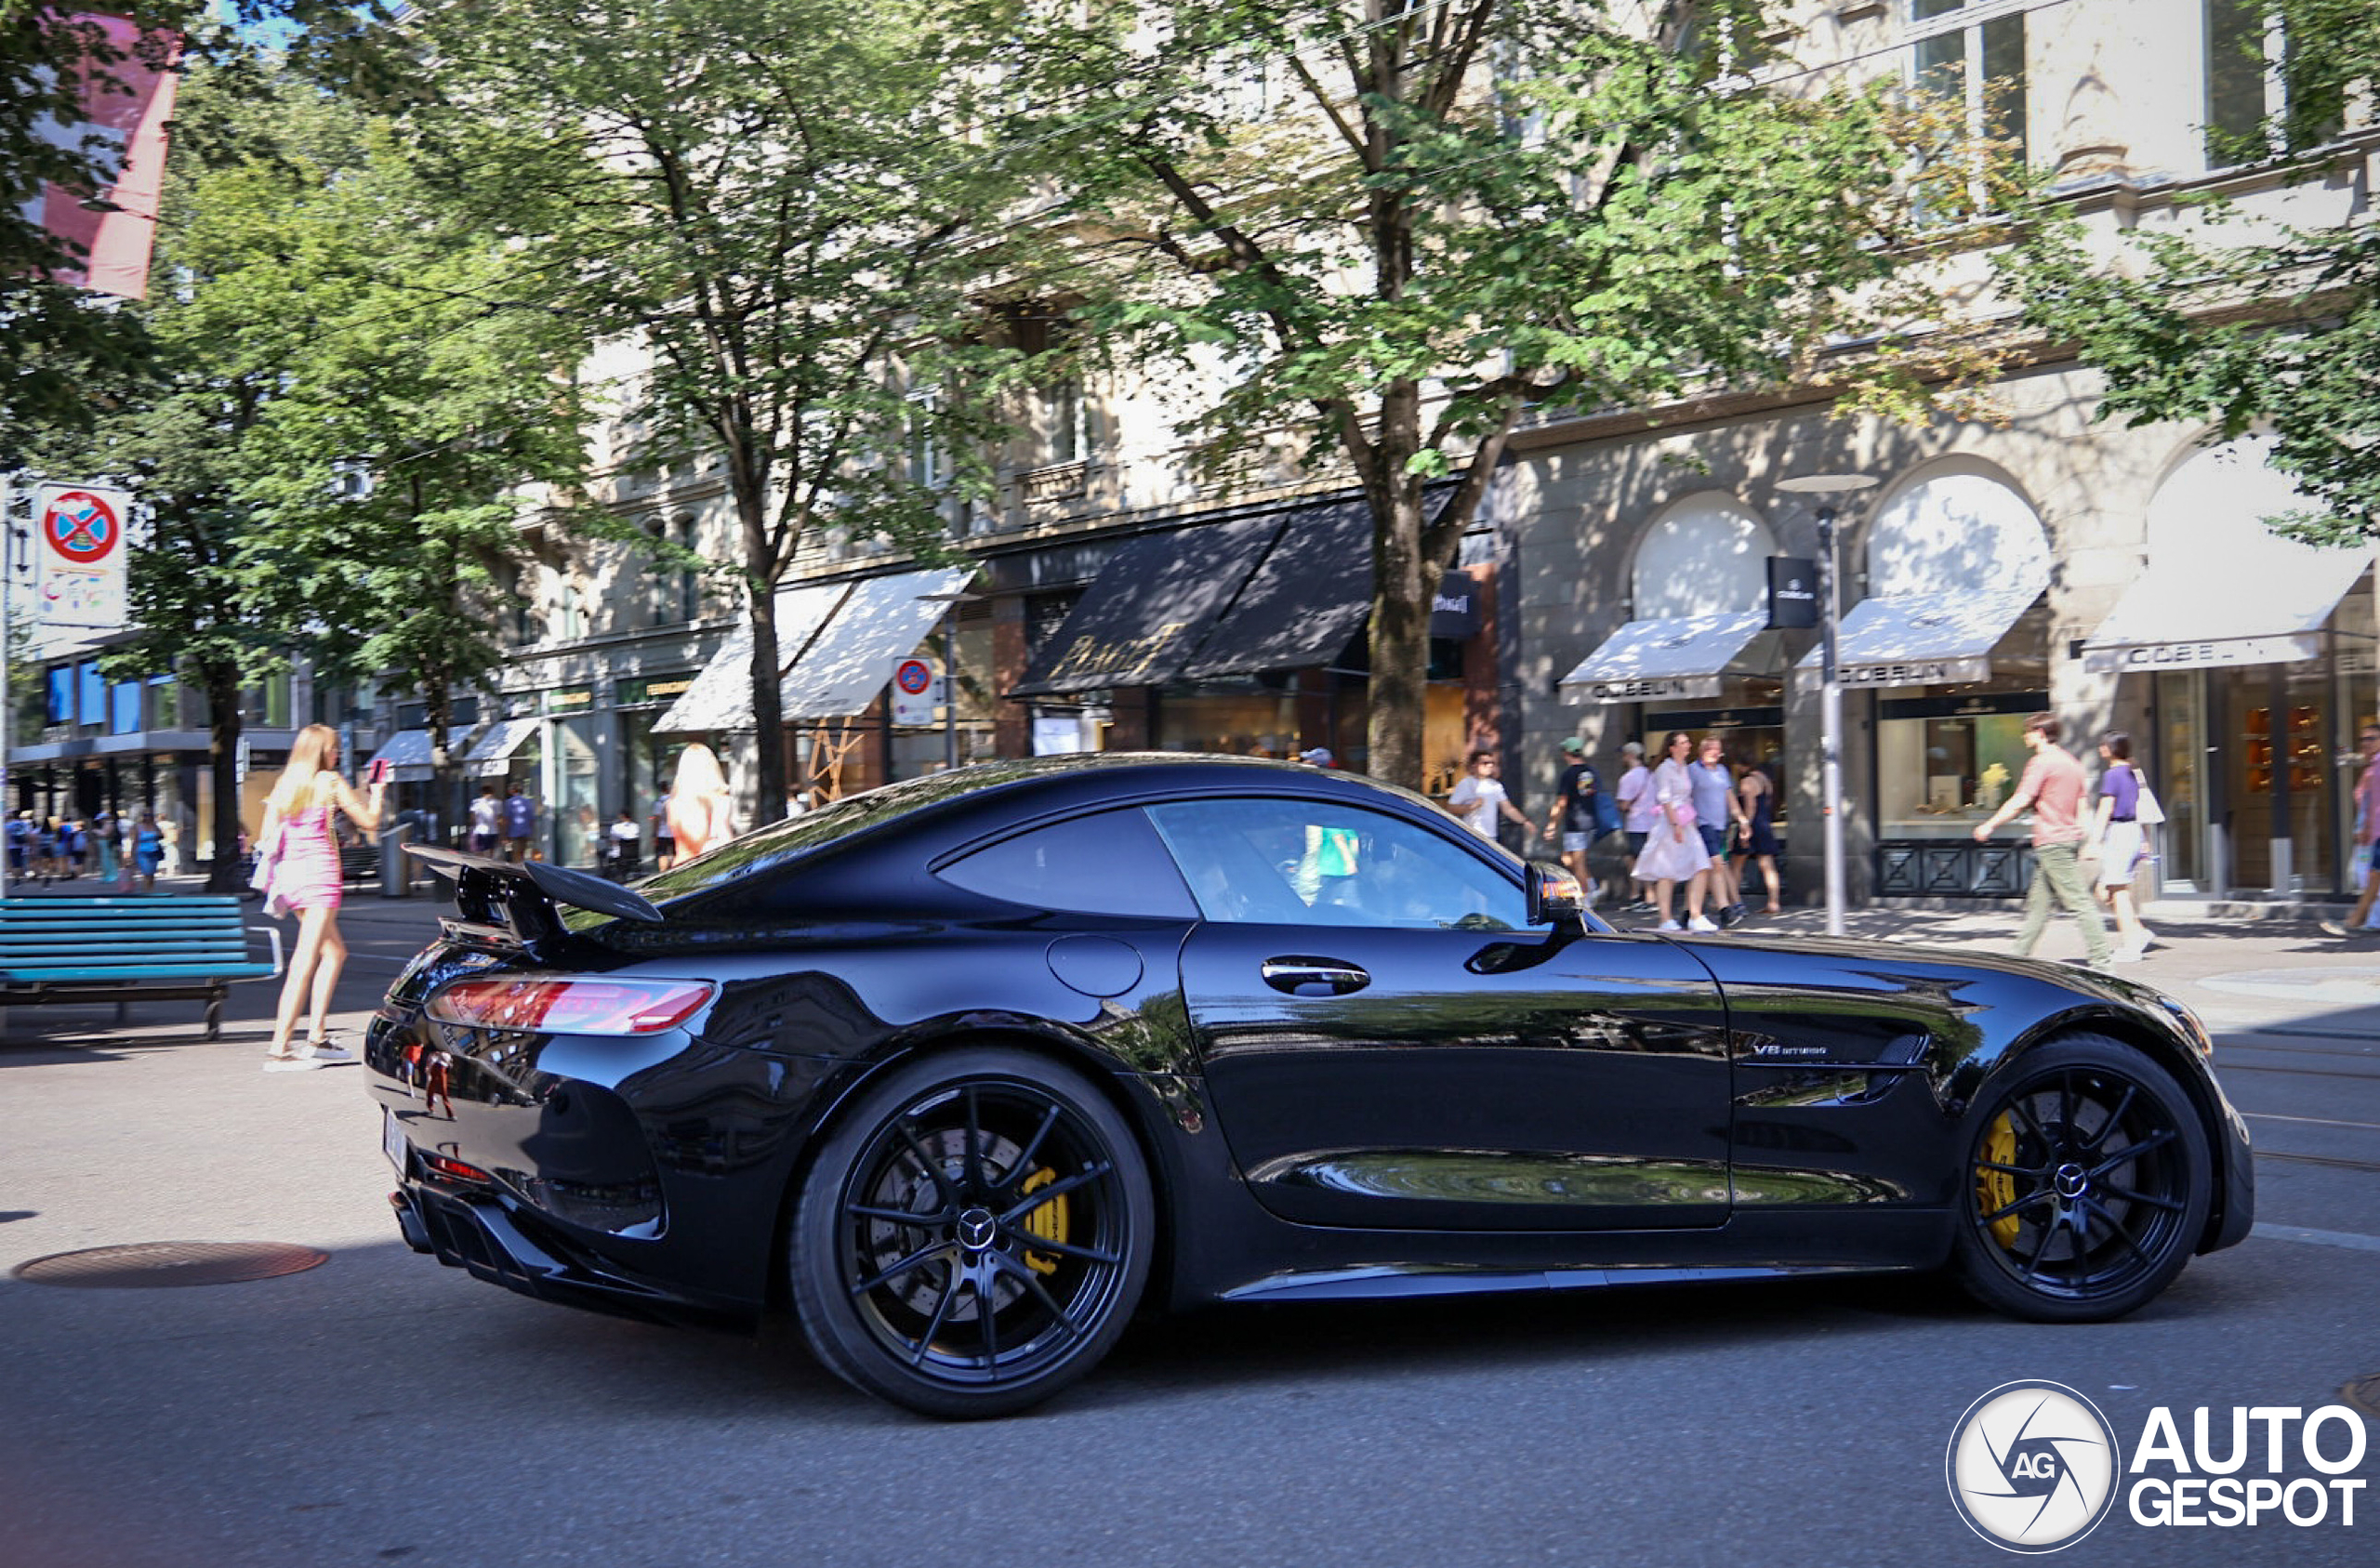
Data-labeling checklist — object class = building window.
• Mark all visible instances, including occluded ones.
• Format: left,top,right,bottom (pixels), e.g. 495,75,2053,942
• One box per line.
2203,0,2341,165
1910,0,2028,165
108,681,141,735
675,515,702,623
46,667,73,726
906,389,944,490
77,662,104,727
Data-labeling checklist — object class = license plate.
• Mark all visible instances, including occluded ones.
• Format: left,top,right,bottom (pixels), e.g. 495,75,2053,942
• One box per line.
383,1107,408,1175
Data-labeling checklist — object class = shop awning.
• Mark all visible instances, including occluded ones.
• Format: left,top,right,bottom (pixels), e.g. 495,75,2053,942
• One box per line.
1558,611,1769,703
1010,514,1287,697
1176,497,1374,680
1795,584,2042,690
364,729,437,784
779,567,974,718
462,717,542,778
649,583,848,733
2081,547,2372,674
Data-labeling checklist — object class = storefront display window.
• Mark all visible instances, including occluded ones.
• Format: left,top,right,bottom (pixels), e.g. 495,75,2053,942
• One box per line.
1875,692,2047,839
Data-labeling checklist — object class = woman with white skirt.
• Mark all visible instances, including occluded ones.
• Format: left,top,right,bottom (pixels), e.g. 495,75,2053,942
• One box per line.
1633,731,1715,932
2089,731,2152,959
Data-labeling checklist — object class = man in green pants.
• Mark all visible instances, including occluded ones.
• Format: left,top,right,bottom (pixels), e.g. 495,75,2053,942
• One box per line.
1973,713,2118,967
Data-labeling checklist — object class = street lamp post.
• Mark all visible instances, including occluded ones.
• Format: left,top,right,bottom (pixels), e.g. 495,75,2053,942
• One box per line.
1777,473,1877,938
914,590,982,772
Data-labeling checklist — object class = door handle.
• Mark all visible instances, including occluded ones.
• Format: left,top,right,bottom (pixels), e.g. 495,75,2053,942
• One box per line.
1261,957,1371,996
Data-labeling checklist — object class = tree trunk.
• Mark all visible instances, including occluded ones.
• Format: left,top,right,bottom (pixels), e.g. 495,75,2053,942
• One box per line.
424,673,455,853
1360,378,1430,790
737,481,787,822
204,664,244,894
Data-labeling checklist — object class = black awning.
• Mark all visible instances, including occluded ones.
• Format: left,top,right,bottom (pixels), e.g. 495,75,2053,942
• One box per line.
1010,513,1286,697
1177,495,1373,679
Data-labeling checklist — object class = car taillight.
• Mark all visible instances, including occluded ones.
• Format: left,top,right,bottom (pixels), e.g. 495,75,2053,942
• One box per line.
428,976,714,1035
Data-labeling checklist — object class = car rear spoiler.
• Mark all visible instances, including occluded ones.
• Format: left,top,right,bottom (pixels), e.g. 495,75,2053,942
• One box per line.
405,845,665,953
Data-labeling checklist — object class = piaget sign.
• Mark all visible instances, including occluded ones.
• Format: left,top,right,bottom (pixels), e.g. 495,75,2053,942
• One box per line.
1044,621,1187,687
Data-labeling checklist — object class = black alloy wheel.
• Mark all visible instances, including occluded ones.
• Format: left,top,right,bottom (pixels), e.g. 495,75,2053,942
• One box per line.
789,1047,1155,1418
1953,1034,2212,1323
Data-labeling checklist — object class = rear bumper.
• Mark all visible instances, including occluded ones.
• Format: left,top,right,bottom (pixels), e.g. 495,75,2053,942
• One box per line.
391,1183,750,1331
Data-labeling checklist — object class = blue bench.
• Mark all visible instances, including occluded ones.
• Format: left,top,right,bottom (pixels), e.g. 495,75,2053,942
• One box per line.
0,895,284,1039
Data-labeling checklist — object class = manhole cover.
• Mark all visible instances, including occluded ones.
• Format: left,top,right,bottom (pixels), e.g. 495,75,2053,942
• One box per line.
2347,1375,2380,1420
11,1241,329,1288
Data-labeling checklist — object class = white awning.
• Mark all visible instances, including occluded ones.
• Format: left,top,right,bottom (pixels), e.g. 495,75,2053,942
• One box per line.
649,584,849,733
462,717,542,778
2082,548,2372,674
779,567,973,718
1796,584,2041,689
1557,611,1769,703
364,729,437,784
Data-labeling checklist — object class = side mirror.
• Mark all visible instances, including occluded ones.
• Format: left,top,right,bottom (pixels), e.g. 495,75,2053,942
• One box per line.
1526,860,1586,926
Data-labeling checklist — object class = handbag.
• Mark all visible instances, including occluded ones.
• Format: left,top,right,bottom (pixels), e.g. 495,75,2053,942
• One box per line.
2135,781,2167,827
248,820,291,916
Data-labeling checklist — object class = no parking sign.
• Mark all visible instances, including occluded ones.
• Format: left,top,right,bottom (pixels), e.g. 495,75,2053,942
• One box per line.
33,482,130,633
891,657,939,725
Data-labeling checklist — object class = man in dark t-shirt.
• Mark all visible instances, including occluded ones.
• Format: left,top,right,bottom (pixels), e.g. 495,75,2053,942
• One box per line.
1540,737,1607,897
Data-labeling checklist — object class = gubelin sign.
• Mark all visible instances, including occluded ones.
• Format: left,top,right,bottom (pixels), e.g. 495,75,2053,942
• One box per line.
2083,635,2320,674
1577,675,1722,702
1766,556,1818,630
1839,656,1992,690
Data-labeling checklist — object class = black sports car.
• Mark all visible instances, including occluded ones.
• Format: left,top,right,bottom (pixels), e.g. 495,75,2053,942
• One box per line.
373,755,2252,1418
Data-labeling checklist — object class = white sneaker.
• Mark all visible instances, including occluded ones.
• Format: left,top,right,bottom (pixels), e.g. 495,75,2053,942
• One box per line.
2106,949,2144,964
263,1056,324,1073
302,1042,356,1063
1687,916,1720,933
1658,919,1684,932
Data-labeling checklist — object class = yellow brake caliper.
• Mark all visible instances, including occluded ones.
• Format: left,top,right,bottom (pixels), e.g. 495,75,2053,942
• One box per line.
1018,1166,1069,1276
1978,1113,2020,1248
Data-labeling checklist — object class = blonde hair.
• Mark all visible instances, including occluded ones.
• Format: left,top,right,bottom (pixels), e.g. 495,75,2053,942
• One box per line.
267,723,343,812
672,742,728,800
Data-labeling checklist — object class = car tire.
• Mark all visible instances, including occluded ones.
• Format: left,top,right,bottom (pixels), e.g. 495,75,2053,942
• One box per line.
1952,1033,2212,1324
788,1047,1155,1419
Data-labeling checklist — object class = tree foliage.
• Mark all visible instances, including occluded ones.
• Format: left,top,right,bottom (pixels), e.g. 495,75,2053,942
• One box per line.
46,56,588,879
1999,0,2380,546
386,0,1028,816
974,0,1985,785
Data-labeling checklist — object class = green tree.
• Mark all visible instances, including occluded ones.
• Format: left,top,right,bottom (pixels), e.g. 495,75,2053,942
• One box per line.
978,0,1984,786
389,0,1024,818
56,58,586,882
1998,1,2380,547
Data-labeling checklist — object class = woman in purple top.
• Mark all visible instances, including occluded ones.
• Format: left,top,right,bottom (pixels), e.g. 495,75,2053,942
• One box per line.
2089,731,2153,957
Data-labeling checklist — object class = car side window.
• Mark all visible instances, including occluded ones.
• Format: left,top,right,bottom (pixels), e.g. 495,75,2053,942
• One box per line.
1146,798,1525,930
937,808,1198,919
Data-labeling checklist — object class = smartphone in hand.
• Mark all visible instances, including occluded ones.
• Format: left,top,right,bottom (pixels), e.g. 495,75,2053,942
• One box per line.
367,758,390,785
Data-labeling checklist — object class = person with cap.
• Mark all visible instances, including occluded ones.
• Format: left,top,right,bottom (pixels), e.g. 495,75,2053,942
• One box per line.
1298,746,1336,768
1615,740,1659,909
1541,737,1616,899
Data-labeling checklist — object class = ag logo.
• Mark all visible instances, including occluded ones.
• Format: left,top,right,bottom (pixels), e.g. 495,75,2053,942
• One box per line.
1947,1381,2122,1552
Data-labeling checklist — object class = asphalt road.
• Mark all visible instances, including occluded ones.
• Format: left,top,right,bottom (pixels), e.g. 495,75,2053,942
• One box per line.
2,891,2373,1567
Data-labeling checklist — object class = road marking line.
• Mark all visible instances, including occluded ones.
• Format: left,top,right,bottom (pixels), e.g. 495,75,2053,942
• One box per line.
2253,1223,2380,1255
2243,1111,2380,1130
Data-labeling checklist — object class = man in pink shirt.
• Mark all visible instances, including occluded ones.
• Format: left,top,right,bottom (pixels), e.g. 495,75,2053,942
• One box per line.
1974,714,2116,967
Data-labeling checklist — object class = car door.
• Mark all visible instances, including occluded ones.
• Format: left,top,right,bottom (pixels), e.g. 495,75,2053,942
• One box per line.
1147,797,1731,1232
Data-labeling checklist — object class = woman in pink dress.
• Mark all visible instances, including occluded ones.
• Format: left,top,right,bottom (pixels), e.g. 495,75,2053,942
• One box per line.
261,724,388,1071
